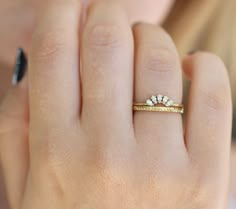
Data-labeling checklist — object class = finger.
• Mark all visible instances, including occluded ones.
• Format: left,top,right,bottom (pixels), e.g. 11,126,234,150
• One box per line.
183,52,232,178
29,0,81,127
81,1,134,144
29,1,81,169
0,77,29,209
133,24,185,155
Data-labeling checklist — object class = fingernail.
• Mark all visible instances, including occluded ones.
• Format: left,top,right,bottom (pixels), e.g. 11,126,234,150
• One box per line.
12,48,28,85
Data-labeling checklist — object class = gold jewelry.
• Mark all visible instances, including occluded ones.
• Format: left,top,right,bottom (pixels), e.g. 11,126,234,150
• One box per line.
133,94,184,114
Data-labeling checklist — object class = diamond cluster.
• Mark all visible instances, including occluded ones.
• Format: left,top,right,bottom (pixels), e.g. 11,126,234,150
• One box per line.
146,95,174,107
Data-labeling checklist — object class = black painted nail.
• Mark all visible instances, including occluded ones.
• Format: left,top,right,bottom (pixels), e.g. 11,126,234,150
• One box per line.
12,48,28,85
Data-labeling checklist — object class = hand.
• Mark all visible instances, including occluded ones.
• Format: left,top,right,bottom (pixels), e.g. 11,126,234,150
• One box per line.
0,1,232,209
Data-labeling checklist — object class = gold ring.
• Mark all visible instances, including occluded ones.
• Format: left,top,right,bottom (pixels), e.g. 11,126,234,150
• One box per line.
133,94,184,114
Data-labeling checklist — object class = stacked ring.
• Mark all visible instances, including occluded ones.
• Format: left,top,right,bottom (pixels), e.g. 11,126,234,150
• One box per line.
133,94,184,114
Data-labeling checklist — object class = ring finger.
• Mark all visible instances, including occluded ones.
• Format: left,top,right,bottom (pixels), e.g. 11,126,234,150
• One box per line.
133,24,185,156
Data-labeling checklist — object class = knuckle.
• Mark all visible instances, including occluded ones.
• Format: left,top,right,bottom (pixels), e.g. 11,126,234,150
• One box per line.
194,52,232,111
200,87,229,111
196,52,229,83
32,30,66,63
86,23,124,50
144,46,178,75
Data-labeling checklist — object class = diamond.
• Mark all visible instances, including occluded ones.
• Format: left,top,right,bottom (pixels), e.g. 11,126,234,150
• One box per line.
157,94,163,103
146,99,154,106
162,96,169,104
151,96,157,104
166,100,174,107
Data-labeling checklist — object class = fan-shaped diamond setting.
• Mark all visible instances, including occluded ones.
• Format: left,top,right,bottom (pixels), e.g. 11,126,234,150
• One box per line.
146,95,175,107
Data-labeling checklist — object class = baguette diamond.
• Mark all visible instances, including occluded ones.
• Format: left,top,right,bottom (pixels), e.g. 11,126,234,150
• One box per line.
146,99,154,106
166,100,174,107
144,95,177,107
157,94,163,103
151,96,157,104
162,96,169,104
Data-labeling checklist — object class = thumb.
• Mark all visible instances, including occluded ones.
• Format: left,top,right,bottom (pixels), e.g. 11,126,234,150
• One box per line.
0,48,29,209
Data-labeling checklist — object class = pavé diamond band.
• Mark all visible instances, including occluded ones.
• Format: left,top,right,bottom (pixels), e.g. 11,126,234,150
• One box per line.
133,94,184,114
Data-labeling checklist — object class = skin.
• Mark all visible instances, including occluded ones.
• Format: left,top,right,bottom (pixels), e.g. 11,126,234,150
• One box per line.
231,143,236,204
0,0,174,103
0,0,174,65
0,0,234,209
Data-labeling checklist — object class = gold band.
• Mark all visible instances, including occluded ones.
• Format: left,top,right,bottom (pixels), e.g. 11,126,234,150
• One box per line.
133,103,184,114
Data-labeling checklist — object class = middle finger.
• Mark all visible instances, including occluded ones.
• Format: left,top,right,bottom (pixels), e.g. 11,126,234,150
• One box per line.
81,1,134,143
